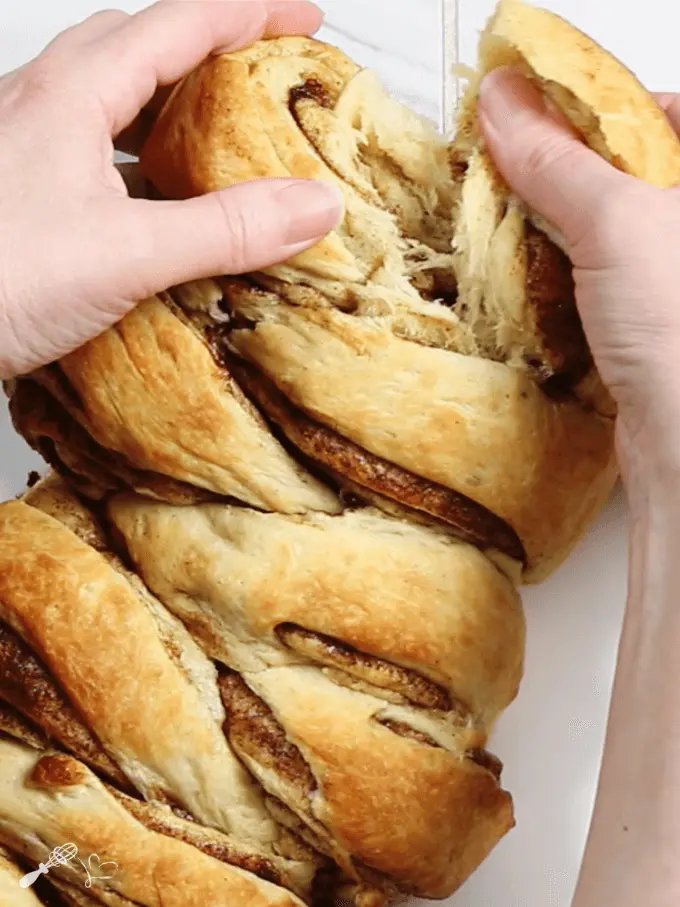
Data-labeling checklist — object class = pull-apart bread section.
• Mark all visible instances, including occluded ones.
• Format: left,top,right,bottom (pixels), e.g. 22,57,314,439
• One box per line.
0,476,522,904
19,0,677,580
138,5,622,582
5,0,680,902
0,479,322,907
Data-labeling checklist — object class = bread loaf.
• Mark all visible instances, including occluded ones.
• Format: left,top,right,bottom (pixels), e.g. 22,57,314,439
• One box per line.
3,2,679,903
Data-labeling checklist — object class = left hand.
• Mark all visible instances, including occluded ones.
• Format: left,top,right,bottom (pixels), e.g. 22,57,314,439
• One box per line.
0,1,341,378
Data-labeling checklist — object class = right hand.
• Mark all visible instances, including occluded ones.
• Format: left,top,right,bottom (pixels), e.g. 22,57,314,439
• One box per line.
478,70,680,496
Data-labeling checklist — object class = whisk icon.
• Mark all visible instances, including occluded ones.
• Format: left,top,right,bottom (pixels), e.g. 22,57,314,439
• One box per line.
19,844,78,888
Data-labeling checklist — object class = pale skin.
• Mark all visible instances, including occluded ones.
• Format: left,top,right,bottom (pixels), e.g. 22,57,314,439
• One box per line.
0,0,678,901
0,0,343,379
480,70,680,906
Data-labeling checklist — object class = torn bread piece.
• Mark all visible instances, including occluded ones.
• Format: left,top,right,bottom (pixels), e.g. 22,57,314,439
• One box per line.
137,21,623,579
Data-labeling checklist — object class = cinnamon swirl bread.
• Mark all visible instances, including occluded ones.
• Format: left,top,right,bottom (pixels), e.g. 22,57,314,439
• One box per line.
4,1,680,904
0,474,520,905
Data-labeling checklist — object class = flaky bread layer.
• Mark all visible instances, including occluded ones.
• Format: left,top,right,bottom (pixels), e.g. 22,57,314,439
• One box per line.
0,740,305,907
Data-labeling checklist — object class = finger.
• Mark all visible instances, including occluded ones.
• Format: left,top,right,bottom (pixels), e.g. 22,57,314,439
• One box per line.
88,1,324,134
478,67,631,255
104,178,342,298
652,92,678,110
651,92,680,135
45,9,130,52
263,0,324,36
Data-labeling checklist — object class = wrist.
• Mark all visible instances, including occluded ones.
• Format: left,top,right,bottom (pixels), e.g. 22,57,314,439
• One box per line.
572,472,680,907
615,397,680,521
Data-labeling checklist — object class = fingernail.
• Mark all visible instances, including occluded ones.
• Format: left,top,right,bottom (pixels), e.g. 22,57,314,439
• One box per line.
265,1,326,37
479,66,547,133
278,180,343,245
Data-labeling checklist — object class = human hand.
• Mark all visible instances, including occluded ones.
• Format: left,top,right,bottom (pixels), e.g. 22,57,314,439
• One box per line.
0,1,342,379
478,70,680,496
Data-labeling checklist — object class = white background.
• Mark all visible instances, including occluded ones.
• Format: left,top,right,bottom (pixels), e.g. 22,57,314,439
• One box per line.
0,1,675,905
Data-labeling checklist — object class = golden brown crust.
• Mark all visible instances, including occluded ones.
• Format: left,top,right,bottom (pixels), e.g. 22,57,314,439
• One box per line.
109,787,319,900
224,353,526,563
0,621,128,787
0,499,275,845
10,4,675,900
108,495,525,725
54,300,337,512
0,488,333,906
0,739,307,907
225,303,616,579
142,38,455,292
247,667,513,897
29,294,340,514
105,492,522,895
0,847,45,907
8,374,225,504
136,21,622,580
464,0,680,188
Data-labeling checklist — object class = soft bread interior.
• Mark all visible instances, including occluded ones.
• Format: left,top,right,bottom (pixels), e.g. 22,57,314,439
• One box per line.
452,0,680,301
137,13,623,580
458,0,680,188
7,2,629,588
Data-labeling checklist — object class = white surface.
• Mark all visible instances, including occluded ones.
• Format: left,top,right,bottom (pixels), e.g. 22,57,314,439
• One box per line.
0,1,671,904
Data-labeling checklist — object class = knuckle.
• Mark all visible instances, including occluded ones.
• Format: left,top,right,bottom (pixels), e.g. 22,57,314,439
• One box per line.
16,55,62,100
523,134,574,181
213,195,253,274
86,8,130,26
56,8,130,44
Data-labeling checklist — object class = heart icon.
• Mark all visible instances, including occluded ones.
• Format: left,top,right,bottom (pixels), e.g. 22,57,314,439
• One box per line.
87,853,118,880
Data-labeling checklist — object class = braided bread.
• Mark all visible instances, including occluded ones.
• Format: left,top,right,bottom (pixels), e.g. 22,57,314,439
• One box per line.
3,2,680,904
0,848,45,906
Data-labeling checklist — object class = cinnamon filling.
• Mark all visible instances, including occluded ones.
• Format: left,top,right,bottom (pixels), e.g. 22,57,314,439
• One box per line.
524,222,591,386
37,878,113,907
218,669,316,800
0,620,128,787
221,355,525,563
409,267,458,307
112,789,293,893
466,747,504,781
374,718,440,749
289,78,334,112
276,623,453,713
0,701,45,750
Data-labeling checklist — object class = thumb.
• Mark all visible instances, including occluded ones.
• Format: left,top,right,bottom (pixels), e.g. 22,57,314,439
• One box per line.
117,177,343,296
478,67,629,256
